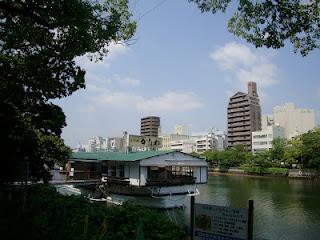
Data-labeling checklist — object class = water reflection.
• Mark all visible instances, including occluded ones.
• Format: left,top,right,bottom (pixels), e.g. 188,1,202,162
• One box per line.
193,175,320,240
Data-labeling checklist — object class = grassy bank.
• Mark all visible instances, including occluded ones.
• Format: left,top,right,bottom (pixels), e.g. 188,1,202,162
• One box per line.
0,185,185,240
241,166,289,176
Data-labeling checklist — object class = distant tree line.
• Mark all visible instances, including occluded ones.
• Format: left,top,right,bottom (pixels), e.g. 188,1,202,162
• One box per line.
201,128,320,170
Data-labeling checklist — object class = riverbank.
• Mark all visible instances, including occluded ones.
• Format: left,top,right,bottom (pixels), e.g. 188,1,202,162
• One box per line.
208,167,319,179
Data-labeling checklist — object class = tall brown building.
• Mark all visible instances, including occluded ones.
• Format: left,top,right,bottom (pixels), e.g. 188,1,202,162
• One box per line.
140,116,160,137
227,82,261,150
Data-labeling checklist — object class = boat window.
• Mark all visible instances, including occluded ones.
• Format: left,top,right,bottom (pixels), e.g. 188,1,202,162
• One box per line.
172,166,193,176
110,166,116,177
119,165,124,178
101,165,108,175
149,167,166,179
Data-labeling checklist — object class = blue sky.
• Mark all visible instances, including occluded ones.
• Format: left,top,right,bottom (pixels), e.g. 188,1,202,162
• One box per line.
56,0,320,147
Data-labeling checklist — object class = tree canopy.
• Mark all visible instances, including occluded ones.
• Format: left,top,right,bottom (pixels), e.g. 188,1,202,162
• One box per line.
0,0,136,183
190,0,320,56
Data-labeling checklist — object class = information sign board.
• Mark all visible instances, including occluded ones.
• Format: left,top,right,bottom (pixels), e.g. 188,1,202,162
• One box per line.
194,203,249,240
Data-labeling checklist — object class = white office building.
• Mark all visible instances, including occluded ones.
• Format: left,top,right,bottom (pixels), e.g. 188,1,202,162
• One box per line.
85,136,107,152
170,140,196,153
273,103,316,139
252,125,285,153
174,124,189,135
160,127,226,153
160,134,190,151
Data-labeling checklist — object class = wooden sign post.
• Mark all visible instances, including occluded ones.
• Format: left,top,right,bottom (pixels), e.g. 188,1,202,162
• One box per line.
247,200,254,240
190,195,195,240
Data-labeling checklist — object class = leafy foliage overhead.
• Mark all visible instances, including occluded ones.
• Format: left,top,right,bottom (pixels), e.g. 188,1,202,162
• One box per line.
190,0,320,56
0,0,136,183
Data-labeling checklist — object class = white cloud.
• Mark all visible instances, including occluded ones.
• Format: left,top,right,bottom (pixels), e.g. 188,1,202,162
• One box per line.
137,91,203,113
210,42,279,100
81,106,96,113
107,41,129,59
210,42,257,70
90,90,203,113
117,77,140,87
86,83,109,93
75,41,129,71
236,63,277,88
93,91,143,108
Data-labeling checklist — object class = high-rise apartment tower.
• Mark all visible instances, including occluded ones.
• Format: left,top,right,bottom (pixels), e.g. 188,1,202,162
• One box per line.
140,116,160,137
227,82,261,150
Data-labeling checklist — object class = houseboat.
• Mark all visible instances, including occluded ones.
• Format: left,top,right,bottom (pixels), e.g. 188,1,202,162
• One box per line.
67,150,208,208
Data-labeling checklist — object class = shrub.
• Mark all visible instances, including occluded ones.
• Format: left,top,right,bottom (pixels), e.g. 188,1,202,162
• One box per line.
0,185,185,240
242,167,288,176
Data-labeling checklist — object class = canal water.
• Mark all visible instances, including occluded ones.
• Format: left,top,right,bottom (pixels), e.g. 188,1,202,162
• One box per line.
61,174,320,240
192,175,320,240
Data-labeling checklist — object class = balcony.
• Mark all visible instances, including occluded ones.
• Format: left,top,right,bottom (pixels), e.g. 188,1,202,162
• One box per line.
228,122,250,128
228,102,250,109
228,117,251,123
229,126,251,132
228,112,250,118
228,107,250,114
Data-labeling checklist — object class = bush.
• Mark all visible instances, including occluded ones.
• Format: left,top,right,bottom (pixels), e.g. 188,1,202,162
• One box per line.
242,167,288,176
266,168,289,175
0,185,185,240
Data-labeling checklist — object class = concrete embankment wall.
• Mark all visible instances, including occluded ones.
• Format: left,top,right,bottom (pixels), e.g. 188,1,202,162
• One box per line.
288,169,318,178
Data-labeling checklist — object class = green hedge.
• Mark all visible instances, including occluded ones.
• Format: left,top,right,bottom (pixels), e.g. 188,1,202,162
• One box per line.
0,185,185,240
242,166,288,176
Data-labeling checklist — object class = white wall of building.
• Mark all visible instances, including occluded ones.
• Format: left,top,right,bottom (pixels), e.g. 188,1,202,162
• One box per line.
160,128,226,153
200,166,207,183
252,125,285,153
174,124,189,135
160,134,190,151
170,140,196,153
140,166,148,186
139,152,208,184
84,136,107,152
273,103,316,139
126,162,140,186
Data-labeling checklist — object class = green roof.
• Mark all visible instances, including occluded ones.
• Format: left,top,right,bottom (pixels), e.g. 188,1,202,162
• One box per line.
71,150,174,162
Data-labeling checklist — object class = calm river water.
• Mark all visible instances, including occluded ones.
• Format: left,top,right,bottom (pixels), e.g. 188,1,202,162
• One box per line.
193,175,320,240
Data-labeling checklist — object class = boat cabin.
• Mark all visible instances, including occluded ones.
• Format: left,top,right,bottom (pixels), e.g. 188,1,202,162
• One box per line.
68,151,208,188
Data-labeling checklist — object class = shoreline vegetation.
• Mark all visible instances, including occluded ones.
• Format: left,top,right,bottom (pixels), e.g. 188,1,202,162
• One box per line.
194,128,320,180
0,185,186,240
208,168,319,179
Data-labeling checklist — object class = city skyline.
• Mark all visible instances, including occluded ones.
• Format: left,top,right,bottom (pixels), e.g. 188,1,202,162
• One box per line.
55,1,320,147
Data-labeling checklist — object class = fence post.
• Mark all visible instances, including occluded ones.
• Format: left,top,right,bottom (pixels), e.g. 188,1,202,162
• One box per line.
190,195,195,240
248,200,254,240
